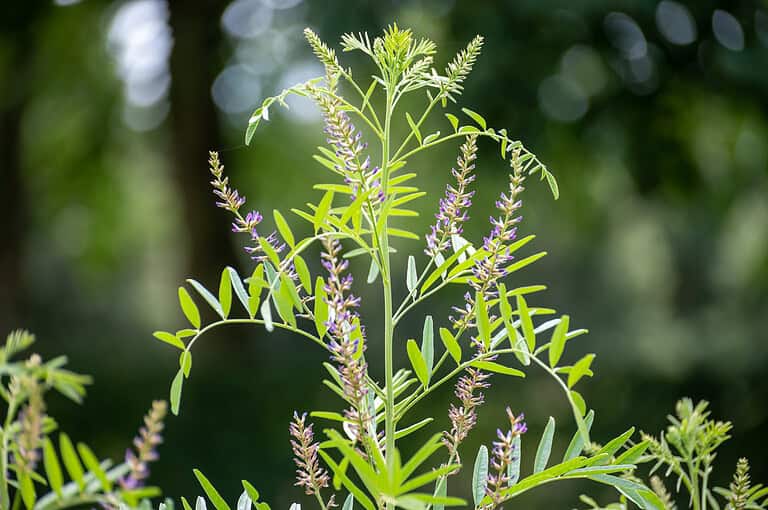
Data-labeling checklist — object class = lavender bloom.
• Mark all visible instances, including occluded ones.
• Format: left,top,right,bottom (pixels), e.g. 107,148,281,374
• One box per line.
14,356,44,474
209,151,292,267
452,147,527,331
120,400,167,490
320,237,372,443
444,149,528,459
487,408,527,506
289,412,330,497
443,367,491,459
426,135,478,257
310,85,383,204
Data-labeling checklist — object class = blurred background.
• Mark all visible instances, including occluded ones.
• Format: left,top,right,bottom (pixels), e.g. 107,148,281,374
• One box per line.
1,0,767,508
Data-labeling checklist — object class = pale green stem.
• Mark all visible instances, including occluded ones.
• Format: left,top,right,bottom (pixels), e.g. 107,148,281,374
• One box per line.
0,398,19,509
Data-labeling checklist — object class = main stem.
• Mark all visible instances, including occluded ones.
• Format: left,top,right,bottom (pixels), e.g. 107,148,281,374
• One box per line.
381,85,396,479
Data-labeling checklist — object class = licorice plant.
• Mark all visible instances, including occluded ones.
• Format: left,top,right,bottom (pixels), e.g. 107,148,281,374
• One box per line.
154,25,669,510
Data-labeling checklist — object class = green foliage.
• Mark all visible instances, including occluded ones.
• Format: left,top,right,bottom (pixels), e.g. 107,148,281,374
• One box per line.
153,24,717,510
0,329,165,509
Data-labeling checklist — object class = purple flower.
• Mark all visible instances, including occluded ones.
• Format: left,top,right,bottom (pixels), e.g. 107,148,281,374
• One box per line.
426,135,478,257
310,86,383,204
119,400,167,491
487,408,527,505
289,412,330,496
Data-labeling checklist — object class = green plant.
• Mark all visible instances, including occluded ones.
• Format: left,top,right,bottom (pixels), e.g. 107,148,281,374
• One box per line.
154,24,671,510
0,329,166,509
577,399,767,510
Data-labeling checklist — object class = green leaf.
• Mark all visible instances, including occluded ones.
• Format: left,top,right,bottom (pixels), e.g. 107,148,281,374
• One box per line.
533,417,555,473
259,298,273,332
407,339,429,388
77,443,111,492
433,477,447,510
187,279,223,319
401,433,444,481
59,432,85,491
406,256,417,295
314,277,329,338
508,434,521,485
405,112,422,144
293,255,312,293
319,451,375,510
242,480,261,502
476,292,491,348
259,237,281,266
395,418,434,440
570,390,587,417
568,354,596,388
42,438,63,498
516,295,535,351
219,269,232,319
421,245,470,294
194,469,232,510
439,328,461,364
472,445,489,507
248,265,265,317
180,350,192,377
461,107,487,129
153,331,185,350
20,472,35,510
273,209,295,248
423,131,441,145
170,368,184,415
178,287,201,329
228,267,253,318
342,494,354,510
594,428,635,460
548,315,570,367
563,410,595,461
445,113,459,132
504,251,547,275
470,361,525,377
367,259,380,283
181,497,193,510
615,440,649,465
421,316,434,375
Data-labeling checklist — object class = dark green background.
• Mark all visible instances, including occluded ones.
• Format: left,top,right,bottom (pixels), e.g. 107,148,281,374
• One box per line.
1,0,766,508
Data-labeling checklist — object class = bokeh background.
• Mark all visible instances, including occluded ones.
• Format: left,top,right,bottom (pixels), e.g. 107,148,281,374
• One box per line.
2,0,767,508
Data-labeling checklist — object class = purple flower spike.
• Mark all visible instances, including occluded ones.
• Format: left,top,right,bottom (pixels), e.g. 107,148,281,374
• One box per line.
119,400,167,491
425,135,478,257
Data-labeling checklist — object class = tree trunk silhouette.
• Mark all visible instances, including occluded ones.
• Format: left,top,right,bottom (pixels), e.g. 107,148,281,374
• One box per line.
168,0,235,283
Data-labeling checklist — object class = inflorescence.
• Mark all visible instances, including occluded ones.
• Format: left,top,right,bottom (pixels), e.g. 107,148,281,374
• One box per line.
120,400,167,490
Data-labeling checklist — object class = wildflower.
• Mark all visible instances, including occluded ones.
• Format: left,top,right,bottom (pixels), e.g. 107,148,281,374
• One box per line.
444,148,528,458
14,355,45,474
452,147,526,330
443,367,491,459
120,400,167,490
289,412,330,497
320,237,373,444
425,135,477,257
486,408,527,506
310,84,383,204
209,151,289,265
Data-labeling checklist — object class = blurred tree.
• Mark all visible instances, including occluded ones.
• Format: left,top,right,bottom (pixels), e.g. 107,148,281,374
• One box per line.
169,0,236,282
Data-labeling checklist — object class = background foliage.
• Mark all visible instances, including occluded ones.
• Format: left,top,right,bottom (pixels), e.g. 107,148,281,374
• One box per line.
1,0,766,508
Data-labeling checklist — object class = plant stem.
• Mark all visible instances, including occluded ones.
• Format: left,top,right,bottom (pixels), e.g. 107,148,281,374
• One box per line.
381,83,396,479
0,398,18,509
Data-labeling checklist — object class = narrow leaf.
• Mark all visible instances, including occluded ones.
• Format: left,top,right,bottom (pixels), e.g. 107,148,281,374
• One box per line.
439,328,461,364
533,417,555,473
406,256,417,294
273,210,295,247
194,469,232,510
178,287,201,329
407,339,429,388
421,315,434,376
548,315,570,367
219,269,232,319
59,433,85,491
42,438,63,498
472,445,489,507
